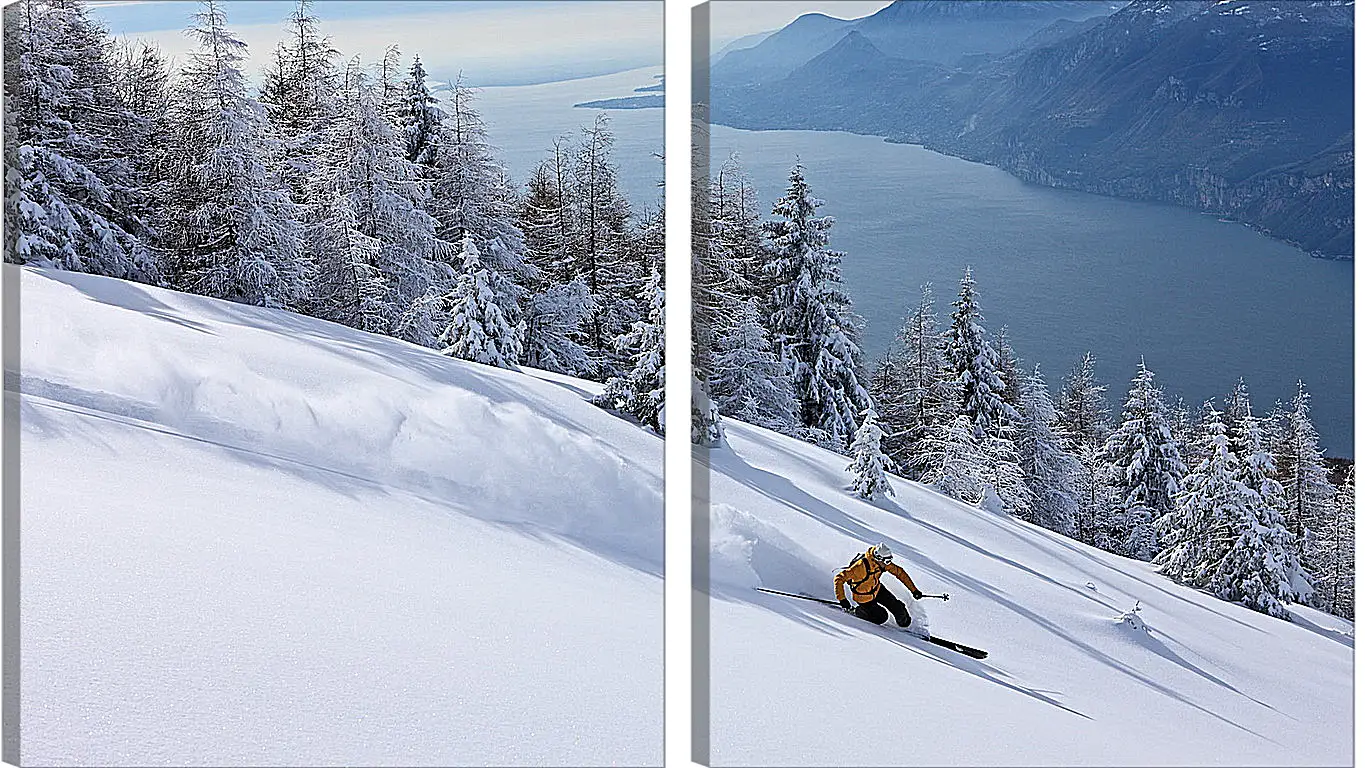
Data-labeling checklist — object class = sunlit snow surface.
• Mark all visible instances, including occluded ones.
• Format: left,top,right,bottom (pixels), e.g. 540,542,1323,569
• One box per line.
16,266,661,766
704,418,1352,766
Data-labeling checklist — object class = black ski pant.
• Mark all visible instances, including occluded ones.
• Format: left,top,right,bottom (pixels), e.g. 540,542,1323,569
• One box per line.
852,587,911,628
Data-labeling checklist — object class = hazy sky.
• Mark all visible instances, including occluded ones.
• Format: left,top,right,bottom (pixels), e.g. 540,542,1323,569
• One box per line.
707,1,889,47
88,1,663,86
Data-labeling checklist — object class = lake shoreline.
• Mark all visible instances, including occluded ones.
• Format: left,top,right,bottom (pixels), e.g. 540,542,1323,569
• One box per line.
708,118,1350,263
705,122,1353,456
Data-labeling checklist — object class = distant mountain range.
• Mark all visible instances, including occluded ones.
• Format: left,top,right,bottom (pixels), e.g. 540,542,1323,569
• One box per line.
710,0,1354,258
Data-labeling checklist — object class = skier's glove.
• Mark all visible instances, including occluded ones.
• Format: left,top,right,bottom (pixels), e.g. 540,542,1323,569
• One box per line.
912,589,924,600
838,598,853,613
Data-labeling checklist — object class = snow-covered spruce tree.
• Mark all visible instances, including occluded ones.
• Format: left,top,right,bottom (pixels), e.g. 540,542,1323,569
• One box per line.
3,0,157,280
1058,353,1114,548
848,408,895,500
1156,403,1241,589
427,78,531,338
520,142,576,286
397,54,443,169
945,267,1015,440
439,234,523,368
693,156,743,388
258,0,339,207
711,152,766,305
764,162,869,447
981,422,1035,518
1222,378,1254,459
1314,466,1355,619
1103,359,1185,560
308,71,449,338
1157,401,1300,620
571,114,638,369
521,279,593,376
1167,395,1197,469
710,297,798,434
994,326,1023,412
374,44,404,124
160,0,306,308
108,40,175,256
1017,366,1081,536
1274,381,1334,576
596,265,665,433
518,141,592,376
871,284,955,481
1235,407,1314,603
924,414,995,505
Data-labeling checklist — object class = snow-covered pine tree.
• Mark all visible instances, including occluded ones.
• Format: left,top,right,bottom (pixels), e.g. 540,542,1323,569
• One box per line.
764,162,869,447
521,279,592,376
439,234,523,368
259,0,339,207
944,267,1015,440
1167,394,1197,469
1222,378,1254,459
1235,406,1314,603
1274,381,1334,576
375,44,404,124
397,54,443,169
693,155,743,387
1157,401,1298,620
520,142,576,286
3,0,157,280
1103,359,1185,560
108,39,174,257
161,0,306,308
571,114,638,369
710,297,798,434
308,69,449,338
924,414,995,505
1017,366,1081,536
711,152,766,305
871,284,955,480
1204,420,1303,619
428,77,531,340
1314,466,1355,619
596,265,665,433
1057,353,1114,548
995,326,1022,412
848,408,895,499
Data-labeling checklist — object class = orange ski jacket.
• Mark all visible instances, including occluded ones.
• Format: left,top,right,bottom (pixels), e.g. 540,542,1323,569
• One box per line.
834,547,920,604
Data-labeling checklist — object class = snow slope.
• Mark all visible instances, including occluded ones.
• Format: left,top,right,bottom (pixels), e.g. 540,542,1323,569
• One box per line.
704,419,1352,767
14,266,661,766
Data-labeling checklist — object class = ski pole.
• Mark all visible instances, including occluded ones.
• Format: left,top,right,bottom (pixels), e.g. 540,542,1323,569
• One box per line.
920,593,950,601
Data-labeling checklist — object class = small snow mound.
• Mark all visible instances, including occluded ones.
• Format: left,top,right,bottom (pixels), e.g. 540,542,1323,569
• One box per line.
1085,582,1097,590
711,503,827,595
977,483,1006,515
1115,601,1150,633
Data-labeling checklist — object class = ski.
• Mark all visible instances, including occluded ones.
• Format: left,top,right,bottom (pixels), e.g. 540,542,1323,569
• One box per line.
918,635,988,660
753,587,989,659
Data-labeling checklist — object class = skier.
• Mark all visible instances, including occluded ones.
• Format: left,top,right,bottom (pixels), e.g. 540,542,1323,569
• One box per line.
835,543,924,627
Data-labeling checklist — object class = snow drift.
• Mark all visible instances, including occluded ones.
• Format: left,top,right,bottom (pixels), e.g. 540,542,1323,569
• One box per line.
703,418,1352,766
14,266,661,766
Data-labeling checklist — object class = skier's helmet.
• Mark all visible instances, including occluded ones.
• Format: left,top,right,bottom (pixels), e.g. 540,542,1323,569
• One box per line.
872,542,893,563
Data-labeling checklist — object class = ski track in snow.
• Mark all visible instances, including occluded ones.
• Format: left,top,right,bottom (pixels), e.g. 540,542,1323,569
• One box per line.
15,266,662,766
703,418,1352,767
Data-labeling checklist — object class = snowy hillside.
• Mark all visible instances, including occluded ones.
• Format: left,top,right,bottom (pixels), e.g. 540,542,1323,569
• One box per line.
705,418,1352,766
14,266,661,766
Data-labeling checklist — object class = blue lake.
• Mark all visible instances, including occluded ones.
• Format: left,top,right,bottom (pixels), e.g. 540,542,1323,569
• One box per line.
708,126,1354,456
479,67,664,214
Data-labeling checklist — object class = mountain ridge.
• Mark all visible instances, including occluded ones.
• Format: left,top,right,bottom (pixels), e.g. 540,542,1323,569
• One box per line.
709,0,1353,257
